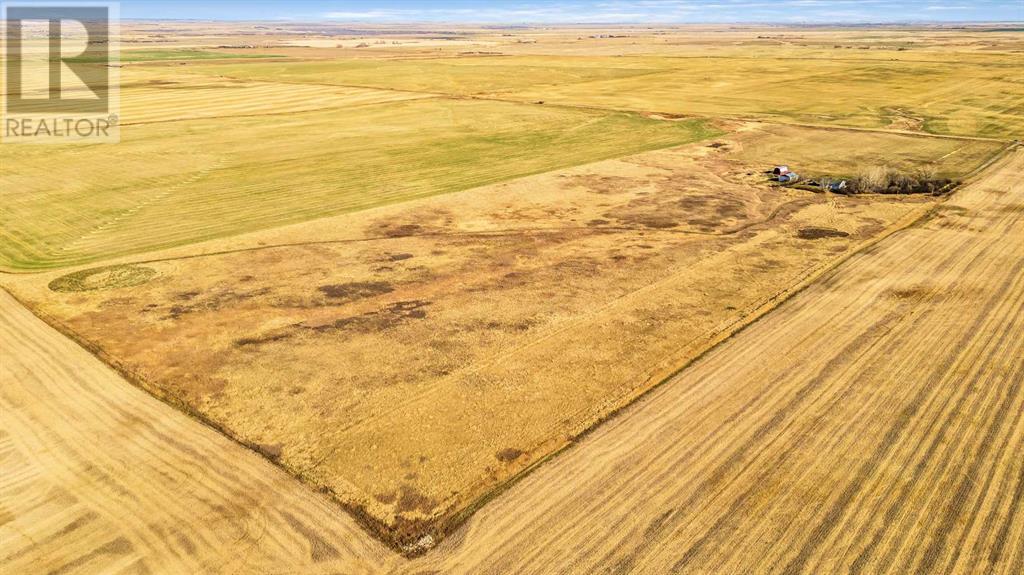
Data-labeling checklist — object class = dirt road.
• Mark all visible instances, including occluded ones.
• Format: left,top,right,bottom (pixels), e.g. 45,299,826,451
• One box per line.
2,148,1021,574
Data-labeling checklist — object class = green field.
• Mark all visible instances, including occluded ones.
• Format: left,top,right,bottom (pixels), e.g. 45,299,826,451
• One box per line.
0,98,716,270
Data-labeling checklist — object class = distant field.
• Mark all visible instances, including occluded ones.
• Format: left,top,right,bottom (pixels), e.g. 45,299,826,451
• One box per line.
72,48,282,63
187,56,663,94
190,54,1024,138
119,76,429,124
0,99,715,270
500,56,1024,139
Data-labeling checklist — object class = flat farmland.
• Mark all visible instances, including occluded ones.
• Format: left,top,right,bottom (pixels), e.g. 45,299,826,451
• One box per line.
3,134,1021,575
118,75,430,125
190,51,1024,138
4,123,1000,548
3,22,1022,572
187,56,665,95
499,55,1024,138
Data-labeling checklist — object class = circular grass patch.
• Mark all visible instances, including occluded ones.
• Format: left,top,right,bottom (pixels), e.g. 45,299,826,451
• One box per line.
49,265,158,293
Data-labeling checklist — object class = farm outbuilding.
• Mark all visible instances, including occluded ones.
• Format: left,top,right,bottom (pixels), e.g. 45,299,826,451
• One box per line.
779,172,800,183
773,165,790,175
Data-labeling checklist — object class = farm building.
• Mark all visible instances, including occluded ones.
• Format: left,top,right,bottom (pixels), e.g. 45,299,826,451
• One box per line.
773,165,790,175
779,172,800,183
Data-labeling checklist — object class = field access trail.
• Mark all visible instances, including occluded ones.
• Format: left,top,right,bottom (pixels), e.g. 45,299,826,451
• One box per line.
2,148,1022,574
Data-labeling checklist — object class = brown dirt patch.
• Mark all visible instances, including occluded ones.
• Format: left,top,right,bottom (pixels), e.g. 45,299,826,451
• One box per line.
318,281,394,301
797,227,851,240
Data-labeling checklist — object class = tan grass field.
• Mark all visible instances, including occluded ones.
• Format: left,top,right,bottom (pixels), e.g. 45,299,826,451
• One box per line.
2,21,1023,571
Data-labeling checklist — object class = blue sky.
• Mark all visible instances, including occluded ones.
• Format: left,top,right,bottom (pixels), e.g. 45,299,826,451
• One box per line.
120,1,1024,23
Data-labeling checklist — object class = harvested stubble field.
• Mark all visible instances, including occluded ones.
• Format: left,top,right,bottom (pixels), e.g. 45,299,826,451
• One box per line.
1,21,1023,571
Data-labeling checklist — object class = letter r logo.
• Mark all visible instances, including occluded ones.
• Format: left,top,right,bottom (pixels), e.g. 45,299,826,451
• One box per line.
5,5,111,114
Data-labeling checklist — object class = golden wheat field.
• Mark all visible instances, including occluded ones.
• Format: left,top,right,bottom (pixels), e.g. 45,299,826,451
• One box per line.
1,20,1023,574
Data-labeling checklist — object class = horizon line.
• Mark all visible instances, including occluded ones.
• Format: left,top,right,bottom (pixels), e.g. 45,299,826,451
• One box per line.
109,18,1024,25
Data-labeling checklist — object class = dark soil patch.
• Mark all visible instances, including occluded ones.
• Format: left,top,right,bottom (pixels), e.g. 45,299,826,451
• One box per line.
162,287,272,319
481,318,537,333
797,227,850,240
395,485,438,514
632,215,679,229
234,332,293,347
388,253,415,262
306,300,431,334
716,203,746,219
381,224,424,238
318,281,394,301
565,174,636,195
887,286,929,300
495,448,524,462
676,196,709,210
